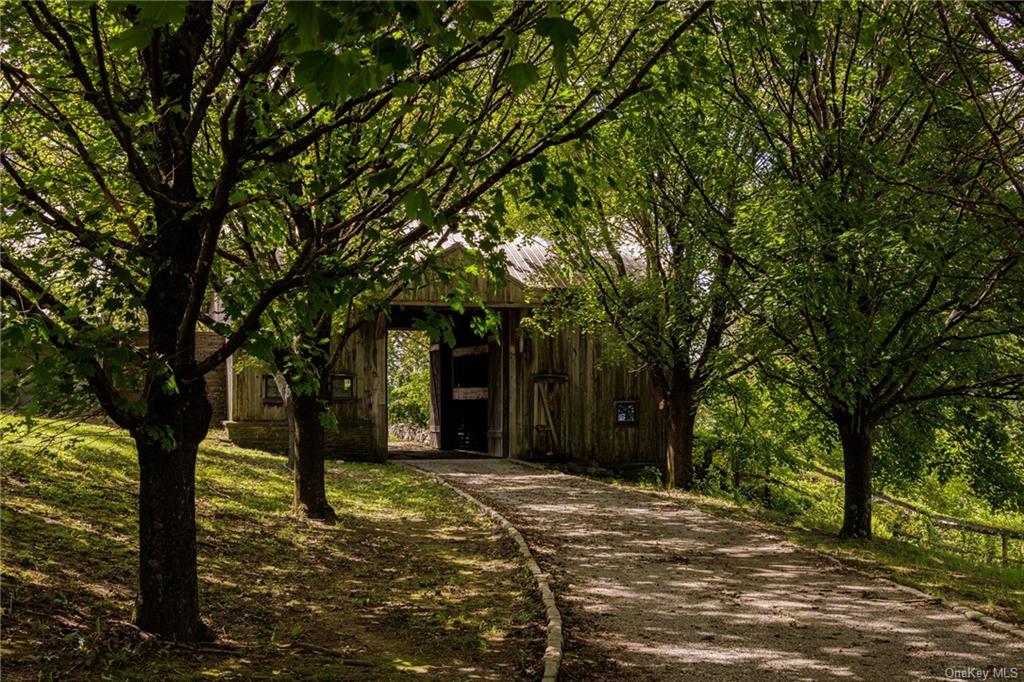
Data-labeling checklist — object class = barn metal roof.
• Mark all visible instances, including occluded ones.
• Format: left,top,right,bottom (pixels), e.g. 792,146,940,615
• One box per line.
496,236,565,288
436,234,565,289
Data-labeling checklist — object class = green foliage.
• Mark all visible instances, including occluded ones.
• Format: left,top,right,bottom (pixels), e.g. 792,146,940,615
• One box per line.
924,402,1024,515
536,16,580,78
193,1,706,442
513,31,759,439
508,2,1024,509
0,0,714,637
388,331,431,428
411,308,457,349
664,3,1024,524
2,0,698,434
501,63,541,93
635,466,663,489
4,0,1022,640
716,2,1024,431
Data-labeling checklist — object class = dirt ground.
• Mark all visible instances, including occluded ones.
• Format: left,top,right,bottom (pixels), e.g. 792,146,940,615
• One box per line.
413,458,1024,681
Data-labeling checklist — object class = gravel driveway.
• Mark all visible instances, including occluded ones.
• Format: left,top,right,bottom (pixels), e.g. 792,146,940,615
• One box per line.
412,458,1023,681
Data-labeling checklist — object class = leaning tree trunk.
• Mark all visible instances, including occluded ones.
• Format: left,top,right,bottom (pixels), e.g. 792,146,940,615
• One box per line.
665,389,697,491
838,420,874,539
290,390,337,522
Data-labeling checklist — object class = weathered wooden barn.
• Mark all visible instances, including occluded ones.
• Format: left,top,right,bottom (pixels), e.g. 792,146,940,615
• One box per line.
221,239,665,469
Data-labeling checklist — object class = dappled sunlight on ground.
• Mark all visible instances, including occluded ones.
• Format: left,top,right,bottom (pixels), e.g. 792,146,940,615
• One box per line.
416,459,1024,681
1,420,543,680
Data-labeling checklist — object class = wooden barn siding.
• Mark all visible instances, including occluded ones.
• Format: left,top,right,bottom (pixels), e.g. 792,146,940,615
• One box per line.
486,313,511,458
228,315,388,460
227,303,664,466
233,361,285,421
507,309,665,465
393,271,528,308
128,331,227,427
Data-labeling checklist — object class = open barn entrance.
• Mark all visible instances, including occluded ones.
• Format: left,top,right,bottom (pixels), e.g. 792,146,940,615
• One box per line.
386,328,432,447
388,306,507,458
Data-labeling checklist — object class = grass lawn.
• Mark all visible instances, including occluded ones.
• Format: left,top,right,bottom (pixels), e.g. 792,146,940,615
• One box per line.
0,417,543,681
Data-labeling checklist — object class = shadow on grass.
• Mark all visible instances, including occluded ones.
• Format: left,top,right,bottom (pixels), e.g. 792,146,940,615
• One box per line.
1,418,544,681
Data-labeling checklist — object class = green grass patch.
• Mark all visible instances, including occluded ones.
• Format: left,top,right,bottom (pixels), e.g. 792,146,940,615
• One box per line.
1,417,543,680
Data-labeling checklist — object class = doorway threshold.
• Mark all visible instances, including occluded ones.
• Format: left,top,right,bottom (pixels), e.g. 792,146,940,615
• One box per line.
387,445,503,461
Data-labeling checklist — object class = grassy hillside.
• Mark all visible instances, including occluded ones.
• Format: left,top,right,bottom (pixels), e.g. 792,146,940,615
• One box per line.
0,417,542,681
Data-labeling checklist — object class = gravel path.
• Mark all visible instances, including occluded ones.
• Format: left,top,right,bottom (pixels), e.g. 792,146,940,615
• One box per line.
412,458,1023,681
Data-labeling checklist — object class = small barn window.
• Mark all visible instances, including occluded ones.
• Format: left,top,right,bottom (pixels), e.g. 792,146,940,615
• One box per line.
263,374,283,405
331,373,354,401
615,400,638,426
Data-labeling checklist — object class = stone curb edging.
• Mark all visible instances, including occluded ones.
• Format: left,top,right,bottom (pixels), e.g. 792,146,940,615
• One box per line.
945,603,1024,639
403,462,563,682
510,459,1024,643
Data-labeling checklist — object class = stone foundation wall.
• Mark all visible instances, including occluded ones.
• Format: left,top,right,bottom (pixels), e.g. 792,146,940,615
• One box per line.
223,420,288,454
325,419,377,461
224,418,379,460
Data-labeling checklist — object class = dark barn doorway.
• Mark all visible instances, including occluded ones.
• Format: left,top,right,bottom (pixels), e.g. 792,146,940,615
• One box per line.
448,344,489,451
389,306,507,457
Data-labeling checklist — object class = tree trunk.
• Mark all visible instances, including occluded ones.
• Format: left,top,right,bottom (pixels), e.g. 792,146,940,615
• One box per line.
695,441,717,482
137,199,213,639
276,311,337,523
275,374,296,470
135,432,210,640
291,391,336,523
131,5,215,641
665,390,697,491
133,377,212,640
838,422,874,539
286,396,297,471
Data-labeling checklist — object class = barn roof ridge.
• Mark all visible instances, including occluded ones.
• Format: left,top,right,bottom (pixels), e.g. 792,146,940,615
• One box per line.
434,234,564,289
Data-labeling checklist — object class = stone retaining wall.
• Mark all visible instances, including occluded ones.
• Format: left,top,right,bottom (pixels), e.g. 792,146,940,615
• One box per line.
388,422,432,445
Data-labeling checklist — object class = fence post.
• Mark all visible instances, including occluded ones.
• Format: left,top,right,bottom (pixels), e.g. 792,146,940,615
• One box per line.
1003,534,1009,567
925,516,937,549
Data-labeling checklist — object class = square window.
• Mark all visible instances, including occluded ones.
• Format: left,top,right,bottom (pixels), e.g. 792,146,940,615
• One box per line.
331,373,354,401
615,400,638,426
263,374,283,405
